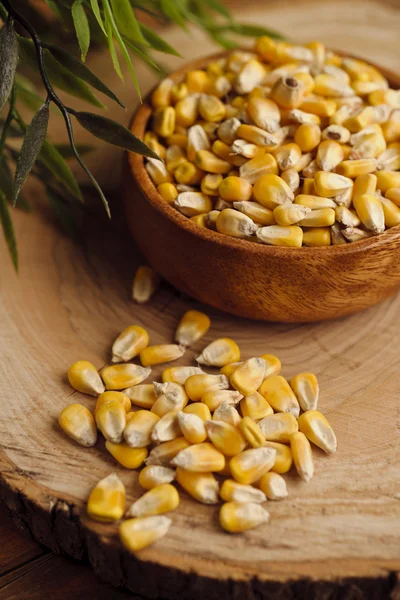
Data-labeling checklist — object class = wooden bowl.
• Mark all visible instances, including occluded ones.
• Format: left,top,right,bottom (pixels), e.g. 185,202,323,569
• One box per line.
122,51,400,323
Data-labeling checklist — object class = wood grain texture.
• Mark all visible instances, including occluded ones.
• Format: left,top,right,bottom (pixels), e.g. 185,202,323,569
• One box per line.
1,0,400,598
125,56,400,322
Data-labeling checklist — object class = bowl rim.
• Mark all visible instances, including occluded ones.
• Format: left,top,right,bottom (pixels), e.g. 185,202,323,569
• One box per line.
127,48,400,257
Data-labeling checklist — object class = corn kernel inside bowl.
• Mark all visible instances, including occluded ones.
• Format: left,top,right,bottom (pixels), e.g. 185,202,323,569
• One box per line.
143,38,400,247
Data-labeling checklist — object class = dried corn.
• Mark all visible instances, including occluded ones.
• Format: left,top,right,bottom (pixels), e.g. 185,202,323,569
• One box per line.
67,360,104,396
119,515,171,552
58,403,97,447
132,266,160,304
87,473,125,522
139,465,176,490
298,410,337,454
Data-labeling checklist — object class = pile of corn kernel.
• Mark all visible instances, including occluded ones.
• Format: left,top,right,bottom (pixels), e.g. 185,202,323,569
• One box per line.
59,306,337,553
143,37,400,247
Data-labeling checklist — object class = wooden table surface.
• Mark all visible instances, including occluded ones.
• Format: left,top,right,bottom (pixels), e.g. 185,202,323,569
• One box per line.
1,0,400,598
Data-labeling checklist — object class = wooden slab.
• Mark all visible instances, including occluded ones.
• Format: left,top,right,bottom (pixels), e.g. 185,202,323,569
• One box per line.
1,1,400,597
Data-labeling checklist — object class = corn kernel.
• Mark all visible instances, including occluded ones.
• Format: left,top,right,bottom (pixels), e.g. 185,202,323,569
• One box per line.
176,467,219,504
183,402,211,422
240,392,273,421
233,201,275,226
258,375,300,418
270,76,305,109
247,97,280,132
58,403,97,447
258,413,298,442
94,391,131,416
219,176,253,202
230,447,276,484
213,401,241,426
95,400,126,443
220,479,266,503
290,431,314,482
302,227,331,246
202,389,242,412
105,441,147,469
87,473,125,522
175,95,199,127
151,386,188,418
186,70,209,93
220,501,270,533
256,225,303,247
386,187,400,206
217,117,241,145
157,182,178,204
342,226,373,242
295,194,336,209
119,515,172,552
144,132,165,159
177,411,207,444
302,178,316,195
289,373,319,411
335,206,361,227
124,409,159,447
166,133,188,148
314,171,353,197
151,411,181,444
205,420,246,456
336,158,377,178
353,193,385,233
111,325,149,363
274,204,311,226
185,373,229,401
274,143,302,171
170,82,188,104
230,357,266,396
124,384,157,409
195,149,231,174
127,483,179,518
238,416,265,448
153,107,176,138
376,171,400,192
331,223,347,245
377,143,400,171
281,168,300,192
139,465,176,490
175,310,211,347
237,123,277,147
140,344,184,367
298,410,337,454
199,94,226,122
201,173,223,196
67,360,104,396
171,442,225,472
353,173,377,199
253,174,294,209
263,440,293,473
196,337,240,367
146,437,190,466
258,472,288,500
151,78,174,108
162,366,205,386
288,108,321,125
299,96,336,117
132,265,160,304
299,208,336,227
101,364,151,391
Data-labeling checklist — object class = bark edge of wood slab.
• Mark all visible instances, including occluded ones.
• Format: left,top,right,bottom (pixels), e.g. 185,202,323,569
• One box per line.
123,50,400,323
1,451,400,600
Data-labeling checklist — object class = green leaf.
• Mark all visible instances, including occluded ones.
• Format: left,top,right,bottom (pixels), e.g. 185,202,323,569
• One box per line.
122,38,160,71
71,0,91,61
0,190,18,270
139,24,182,57
0,21,19,115
43,42,125,107
201,0,232,20
0,160,31,211
15,81,45,112
73,111,160,158
104,9,123,79
221,23,285,39
47,188,79,240
90,0,107,35
14,102,50,203
103,0,141,99
160,0,187,29
54,143,93,158
39,140,84,202
18,37,104,108
110,0,148,46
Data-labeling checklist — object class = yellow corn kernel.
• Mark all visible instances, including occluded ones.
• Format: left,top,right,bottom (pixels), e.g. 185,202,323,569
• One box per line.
183,402,211,422
166,133,188,148
258,412,298,442
175,95,199,127
212,139,246,167
233,201,275,226
171,442,225,472
350,132,386,160
258,354,281,378
207,61,224,77
95,400,126,443
314,73,354,97
352,80,388,96
87,473,125,522
335,186,354,208
288,108,321,125
353,173,377,199
281,168,300,193
381,119,400,144
263,441,293,474
146,437,190,466
380,197,400,228
290,373,319,411
336,158,377,178
331,222,347,245
186,70,209,93
200,173,222,196
258,375,300,418
157,182,178,204
239,152,278,183
299,208,336,228
386,187,400,206
314,171,353,197
124,384,157,410
290,431,314,482
315,140,344,171
343,106,376,133
220,361,242,377
177,411,207,444
67,360,104,396
151,78,174,108
298,410,337,454
127,483,179,518
162,366,205,386
240,392,273,421
377,143,400,171
256,225,303,247
368,88,399,107
235,59,266,94
293,152,313,174
217,117,241,145
353,193,385,233
176,467,219,504
153,107,175,138
302,159,319,178
238,416,265,448
205,420,246,456
299,96,336,117
94,391,131,416
253,174,294,209
124,410,159,448
170,82,188,104
220,501,269,533
151,411,181,444
125,412,135,422
146,159,173,186
201,389,242,412
321,124,351,143
295,195,336,210
255,35,278,61
230,357,266,396
295,71,315,94
132,265,160,305
175,310,210,348
213,401,241,426
302,227,332,246
58,403,97,447
302,178,315,195
230,446,276,485
208,75,232,99
119,515,172,552
174,191,213,217
247,97,280,132
105,441,147,469
138,465,175,490
335,206,361,227
174,161,204,185
111,325,149,363
198,94,226,122
151,384,188,417
101,364,151,391
220,479,266,503
292,126,320,158
165,144,186,173
258,472,288,500
196,337,240,367
273,143,302,171
140,344,184,368
273,204,310,226
236,124,276,147
376,171,400,193
195,149,231,174
185,373,229,401
270,76,305,109
219,176,253,202
144,131,166,159
343,226,375,242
